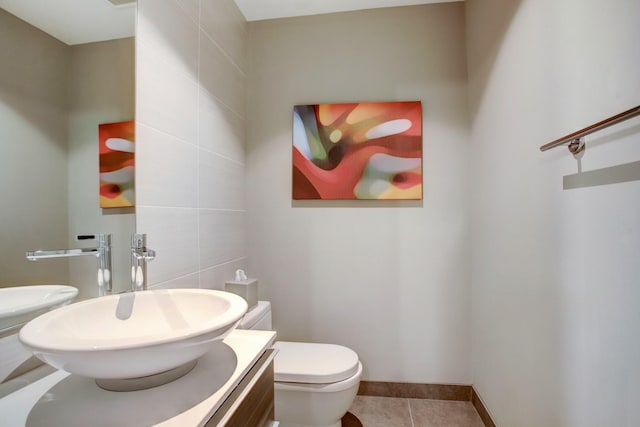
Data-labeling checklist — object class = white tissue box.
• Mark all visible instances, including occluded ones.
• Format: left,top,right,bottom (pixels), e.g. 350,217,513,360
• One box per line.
225,278,258,309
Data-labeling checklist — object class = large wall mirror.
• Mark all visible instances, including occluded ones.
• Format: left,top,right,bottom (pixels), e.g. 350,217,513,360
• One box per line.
0,0,136,330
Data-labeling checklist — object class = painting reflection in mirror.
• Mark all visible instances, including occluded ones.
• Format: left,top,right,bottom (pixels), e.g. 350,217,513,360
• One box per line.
99,120,135,208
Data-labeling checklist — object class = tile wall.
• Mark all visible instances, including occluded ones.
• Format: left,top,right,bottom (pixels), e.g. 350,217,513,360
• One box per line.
135,0,248,289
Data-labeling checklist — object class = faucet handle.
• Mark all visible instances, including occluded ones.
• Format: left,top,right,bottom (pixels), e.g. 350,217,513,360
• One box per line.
76,234,97,241
131,233,144,250
138,248,156,261
131,234,155,260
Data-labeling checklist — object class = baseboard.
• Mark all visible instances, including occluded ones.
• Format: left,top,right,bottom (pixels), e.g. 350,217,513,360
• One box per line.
357,381,497,427
471,386,497,427
358,381,471,401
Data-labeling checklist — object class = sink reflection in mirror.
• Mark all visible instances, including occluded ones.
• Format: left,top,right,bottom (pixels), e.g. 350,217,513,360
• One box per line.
0,285,78,331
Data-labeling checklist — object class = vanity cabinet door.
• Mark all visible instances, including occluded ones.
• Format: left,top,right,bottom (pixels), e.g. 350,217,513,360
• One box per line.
207,349,276,427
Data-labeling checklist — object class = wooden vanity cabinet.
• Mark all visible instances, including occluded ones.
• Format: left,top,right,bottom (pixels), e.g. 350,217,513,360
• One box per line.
206,349,276,427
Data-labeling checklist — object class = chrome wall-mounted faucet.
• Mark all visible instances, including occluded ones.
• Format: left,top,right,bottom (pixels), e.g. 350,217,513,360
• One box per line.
131,234,155,292
26,234,113,296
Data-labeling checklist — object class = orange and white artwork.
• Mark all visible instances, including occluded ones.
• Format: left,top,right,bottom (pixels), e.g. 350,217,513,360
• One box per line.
99,120,135,208
292,101,422,200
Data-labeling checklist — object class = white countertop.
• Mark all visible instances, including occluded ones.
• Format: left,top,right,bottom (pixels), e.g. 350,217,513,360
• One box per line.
0,329,276,427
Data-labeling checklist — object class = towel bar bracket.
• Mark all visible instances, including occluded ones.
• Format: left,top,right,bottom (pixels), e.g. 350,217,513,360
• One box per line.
567,138,585,159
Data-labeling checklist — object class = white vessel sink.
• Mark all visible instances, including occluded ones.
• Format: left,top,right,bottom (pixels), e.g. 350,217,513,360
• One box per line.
19,289,248,387
0,285,78,330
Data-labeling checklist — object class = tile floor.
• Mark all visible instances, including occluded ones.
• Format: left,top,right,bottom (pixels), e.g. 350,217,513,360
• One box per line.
348,395,485,427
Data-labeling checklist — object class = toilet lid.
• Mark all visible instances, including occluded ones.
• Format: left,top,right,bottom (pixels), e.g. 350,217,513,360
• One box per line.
273,341,360,384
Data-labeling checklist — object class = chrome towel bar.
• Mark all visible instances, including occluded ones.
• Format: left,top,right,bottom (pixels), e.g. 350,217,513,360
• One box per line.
540,105,640,152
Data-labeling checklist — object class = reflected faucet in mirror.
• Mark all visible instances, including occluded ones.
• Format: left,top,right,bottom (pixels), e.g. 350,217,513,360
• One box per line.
26,234,113,297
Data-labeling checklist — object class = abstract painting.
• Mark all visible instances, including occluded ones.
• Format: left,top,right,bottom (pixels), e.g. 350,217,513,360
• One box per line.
293,101,422,200
99,120,135,208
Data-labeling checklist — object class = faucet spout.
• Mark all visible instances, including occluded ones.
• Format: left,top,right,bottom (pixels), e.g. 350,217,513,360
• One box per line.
26,234,112,297
26,248,100,260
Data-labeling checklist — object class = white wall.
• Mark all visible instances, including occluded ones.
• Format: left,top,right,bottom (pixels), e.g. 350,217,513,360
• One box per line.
466,0,640,426
246,4,471,383
136,0,249,289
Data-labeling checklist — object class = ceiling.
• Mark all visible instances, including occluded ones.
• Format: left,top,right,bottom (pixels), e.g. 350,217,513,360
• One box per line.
0,0,460,45
0,0,135,45
234,0,461,21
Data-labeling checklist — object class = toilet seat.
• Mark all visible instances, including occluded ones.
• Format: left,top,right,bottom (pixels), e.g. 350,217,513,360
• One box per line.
273,341,360,384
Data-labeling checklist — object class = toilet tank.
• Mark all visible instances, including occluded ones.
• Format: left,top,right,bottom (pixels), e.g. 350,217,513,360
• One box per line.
237,301,272,330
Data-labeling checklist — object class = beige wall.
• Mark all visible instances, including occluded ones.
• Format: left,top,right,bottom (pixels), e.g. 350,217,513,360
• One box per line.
467,0,640,425
135,0,248,289
0,9,70,287
246,3,471,383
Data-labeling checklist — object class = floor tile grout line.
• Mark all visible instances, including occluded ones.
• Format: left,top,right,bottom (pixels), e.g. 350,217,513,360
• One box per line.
407,398,416,427
350,395,487,427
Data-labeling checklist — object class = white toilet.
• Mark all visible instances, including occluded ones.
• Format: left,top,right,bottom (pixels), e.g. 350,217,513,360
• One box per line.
238,301,362,427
